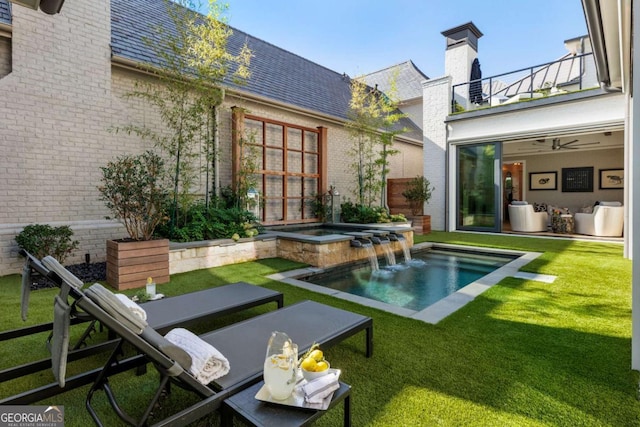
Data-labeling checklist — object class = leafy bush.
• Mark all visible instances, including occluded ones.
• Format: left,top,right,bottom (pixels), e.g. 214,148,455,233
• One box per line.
402,176,433,215
97,151,170,241
390,213,407,222
340,201,404,224
15,224,79,264
309,193,330,222
156,200,262,242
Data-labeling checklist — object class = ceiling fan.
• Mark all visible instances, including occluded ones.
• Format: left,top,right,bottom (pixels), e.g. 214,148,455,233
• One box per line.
529,138,601,151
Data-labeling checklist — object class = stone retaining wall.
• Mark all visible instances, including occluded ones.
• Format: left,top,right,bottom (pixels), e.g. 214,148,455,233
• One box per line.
276,230,413,269
168,230,414,274
169,236,278,274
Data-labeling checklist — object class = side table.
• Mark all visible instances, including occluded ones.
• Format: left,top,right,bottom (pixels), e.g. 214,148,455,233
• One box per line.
221,380,351,427
552,213,574,234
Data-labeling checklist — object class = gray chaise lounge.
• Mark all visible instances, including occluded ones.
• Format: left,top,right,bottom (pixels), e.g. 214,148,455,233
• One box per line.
0,251,283,404
59,276,373,426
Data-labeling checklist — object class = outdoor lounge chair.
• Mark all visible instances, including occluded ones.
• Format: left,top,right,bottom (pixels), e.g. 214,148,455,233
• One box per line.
57,280,372,426
16,250,283,334
0,251,283,404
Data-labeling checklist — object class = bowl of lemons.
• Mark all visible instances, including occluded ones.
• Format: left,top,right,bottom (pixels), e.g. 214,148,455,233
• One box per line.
299,346,330,382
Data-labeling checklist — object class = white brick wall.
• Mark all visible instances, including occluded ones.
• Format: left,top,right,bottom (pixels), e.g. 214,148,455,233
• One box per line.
422,76,451,230
0,1,423,276
0,0,121,275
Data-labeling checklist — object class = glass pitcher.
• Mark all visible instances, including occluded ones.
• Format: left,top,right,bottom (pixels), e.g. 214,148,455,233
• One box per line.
263,331,298,400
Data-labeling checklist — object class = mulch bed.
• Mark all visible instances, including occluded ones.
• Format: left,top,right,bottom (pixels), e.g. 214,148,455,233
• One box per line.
30,262,106,290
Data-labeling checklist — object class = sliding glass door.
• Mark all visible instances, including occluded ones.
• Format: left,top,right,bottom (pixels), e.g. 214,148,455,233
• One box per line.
457,142,502,232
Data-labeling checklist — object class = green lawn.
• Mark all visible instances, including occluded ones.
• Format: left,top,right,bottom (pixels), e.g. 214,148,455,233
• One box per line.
1,232,638,426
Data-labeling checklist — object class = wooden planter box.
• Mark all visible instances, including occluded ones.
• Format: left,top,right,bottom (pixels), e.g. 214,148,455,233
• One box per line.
411,215,431,234
106,238,170,290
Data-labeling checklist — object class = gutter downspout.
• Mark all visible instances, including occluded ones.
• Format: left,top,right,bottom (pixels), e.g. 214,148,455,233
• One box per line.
213,104,220,198
581,0,615,90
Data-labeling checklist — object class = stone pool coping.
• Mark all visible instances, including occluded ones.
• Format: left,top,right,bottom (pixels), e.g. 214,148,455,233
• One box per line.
267,242,550,324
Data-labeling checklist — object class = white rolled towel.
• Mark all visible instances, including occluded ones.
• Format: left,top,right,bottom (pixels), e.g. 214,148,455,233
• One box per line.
115,294,147,321
164,328,230,385
302,372,340,404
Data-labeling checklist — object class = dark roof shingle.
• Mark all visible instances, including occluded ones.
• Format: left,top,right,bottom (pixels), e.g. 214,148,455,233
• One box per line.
111,0,422,140
0,0,11,25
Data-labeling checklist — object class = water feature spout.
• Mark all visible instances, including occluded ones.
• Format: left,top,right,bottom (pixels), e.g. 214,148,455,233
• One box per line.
368,237,395,265
388,233,405,241
350,238,378,270
351,238,373,248
370,236,390,245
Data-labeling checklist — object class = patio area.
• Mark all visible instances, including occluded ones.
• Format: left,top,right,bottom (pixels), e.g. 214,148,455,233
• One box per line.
0,231,635,426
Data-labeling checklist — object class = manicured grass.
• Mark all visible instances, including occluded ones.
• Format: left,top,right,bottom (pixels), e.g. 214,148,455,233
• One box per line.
1,232,637,426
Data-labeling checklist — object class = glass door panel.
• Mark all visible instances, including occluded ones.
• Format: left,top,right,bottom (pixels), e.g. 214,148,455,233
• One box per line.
457,142,501,231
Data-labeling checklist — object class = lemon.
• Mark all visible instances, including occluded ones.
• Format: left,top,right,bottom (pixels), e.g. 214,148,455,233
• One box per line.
309,349,324,362
300,356,317,372
315,360,329,372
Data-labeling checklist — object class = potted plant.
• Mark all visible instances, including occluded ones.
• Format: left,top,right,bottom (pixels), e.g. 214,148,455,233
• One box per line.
98,150,171,290
402,176,433,233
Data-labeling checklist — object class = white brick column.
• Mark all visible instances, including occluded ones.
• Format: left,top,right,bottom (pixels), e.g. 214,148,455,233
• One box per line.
422,76,451,231
445,44,477,111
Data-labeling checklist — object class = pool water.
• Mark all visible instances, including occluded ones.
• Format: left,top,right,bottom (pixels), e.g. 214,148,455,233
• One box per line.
303,249,515,311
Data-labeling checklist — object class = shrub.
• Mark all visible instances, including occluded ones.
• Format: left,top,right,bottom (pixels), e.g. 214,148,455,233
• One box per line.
97,151,170,241
156,200,262,242
390,213,407,222
402,176,433,216
309,193,330,222
15,224,79,264
340,201,403,224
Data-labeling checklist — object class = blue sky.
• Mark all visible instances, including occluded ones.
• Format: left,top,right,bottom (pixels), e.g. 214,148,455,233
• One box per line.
208,0,588,80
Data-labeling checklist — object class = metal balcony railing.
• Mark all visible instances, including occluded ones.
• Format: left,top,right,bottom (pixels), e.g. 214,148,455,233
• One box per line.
450,52,597,114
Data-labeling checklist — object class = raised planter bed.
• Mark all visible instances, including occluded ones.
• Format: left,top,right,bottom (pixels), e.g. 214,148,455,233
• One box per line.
106,238,169,290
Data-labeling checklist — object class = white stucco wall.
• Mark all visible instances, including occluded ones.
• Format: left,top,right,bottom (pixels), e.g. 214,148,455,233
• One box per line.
399,99,423,131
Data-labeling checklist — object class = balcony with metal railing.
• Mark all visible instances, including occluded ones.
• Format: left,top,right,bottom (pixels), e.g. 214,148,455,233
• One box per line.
451,52,599,114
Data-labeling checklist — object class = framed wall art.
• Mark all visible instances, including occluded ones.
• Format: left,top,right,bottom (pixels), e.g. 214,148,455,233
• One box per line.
599,168,624,189
529,171,557,191
562,167,593,192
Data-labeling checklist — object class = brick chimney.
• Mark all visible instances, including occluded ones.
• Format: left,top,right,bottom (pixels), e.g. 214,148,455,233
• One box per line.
442,22,483,109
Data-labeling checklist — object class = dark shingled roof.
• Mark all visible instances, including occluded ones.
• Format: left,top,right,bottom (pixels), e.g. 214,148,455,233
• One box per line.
363,60,429,102
0,0,11,25
111,0,422,140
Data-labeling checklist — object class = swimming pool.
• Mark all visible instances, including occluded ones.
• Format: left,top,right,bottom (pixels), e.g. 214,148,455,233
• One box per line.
301,248,516,311
269,243,536,323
